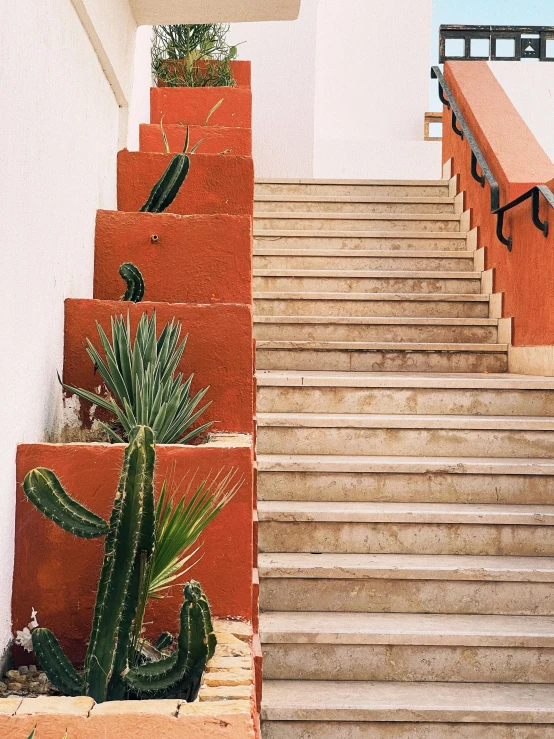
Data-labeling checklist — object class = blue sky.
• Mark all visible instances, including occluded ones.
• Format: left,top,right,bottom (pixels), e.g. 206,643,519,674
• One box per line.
429,0,554,108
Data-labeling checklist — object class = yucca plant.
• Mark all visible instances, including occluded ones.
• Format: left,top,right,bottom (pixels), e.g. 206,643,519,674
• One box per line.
61,311,212,444
131,468,242,660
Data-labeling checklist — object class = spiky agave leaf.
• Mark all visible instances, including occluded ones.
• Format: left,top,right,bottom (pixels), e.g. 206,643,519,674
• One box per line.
60,312,213,444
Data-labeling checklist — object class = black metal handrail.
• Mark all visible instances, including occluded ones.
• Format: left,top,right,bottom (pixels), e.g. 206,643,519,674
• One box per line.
432,65,554,251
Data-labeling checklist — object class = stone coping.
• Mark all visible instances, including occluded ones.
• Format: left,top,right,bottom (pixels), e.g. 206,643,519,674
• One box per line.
0,620,256,738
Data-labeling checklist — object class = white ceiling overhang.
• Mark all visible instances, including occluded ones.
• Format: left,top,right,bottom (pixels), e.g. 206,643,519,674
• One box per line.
130,0,301,26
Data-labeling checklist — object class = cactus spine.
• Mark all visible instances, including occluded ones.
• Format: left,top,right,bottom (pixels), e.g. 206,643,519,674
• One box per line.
23,426,216,703
119,262,145,302
123,580,215,701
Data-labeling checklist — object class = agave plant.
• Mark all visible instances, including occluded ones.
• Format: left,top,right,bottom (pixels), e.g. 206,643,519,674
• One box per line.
61,311,212,444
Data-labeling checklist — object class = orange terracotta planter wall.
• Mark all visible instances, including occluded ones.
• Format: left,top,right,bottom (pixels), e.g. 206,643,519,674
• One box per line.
150,87,252,127
117,151,254,216
139,123,252,156
94,211,253,304
443,62,554,345
156,60,252,88
63,299,255,434
13,443,254,665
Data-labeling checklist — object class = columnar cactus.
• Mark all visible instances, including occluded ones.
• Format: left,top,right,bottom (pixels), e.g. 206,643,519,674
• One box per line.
119,262,145,302
22,425,216,703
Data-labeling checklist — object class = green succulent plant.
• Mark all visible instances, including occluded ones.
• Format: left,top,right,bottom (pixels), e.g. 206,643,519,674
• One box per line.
119,262,145,302
23,425,236,702
60,311,213,444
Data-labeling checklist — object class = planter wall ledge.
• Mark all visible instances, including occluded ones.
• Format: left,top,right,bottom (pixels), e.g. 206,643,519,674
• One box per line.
94,212,253,304
63,299,255,435
139,123,252,156
117,151,254,216
156,60,251,89
150,87,252,127
1,622,257,739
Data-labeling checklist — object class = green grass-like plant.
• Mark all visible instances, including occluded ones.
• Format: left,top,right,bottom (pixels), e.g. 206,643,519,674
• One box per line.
61,311,212,444
152,24,239,87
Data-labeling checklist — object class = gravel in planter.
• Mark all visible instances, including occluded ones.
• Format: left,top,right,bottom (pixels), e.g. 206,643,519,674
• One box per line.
0,666,58,698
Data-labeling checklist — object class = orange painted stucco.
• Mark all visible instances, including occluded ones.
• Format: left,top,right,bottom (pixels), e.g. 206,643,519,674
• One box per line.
157,60,252,89
140,123,252,156
117,150,254,216
94,211,252,304
63,299,255,434
443,62,554,346
13,443,254,665
150,87,252,127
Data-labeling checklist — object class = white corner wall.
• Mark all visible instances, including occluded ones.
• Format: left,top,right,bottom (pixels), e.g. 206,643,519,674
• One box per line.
489,62,554,166
0,0,137,654
228,0,319,177
313,0,441,180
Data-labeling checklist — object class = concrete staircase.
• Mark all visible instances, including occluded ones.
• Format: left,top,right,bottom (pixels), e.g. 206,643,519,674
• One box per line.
254,179,554,738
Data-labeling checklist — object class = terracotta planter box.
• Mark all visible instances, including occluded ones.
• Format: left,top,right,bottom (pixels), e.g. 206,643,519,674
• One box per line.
139,123,252,156
2,622,257,739
117,151,254,216
13,440,254,665
156,59,251,88
94,211,252,304
150,86,252,127
63,299,255,434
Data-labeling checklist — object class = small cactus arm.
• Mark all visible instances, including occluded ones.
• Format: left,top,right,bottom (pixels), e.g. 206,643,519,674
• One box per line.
154,631,174,651
84,425,156,703
123,580,215,700
31,628,84,696
119,262,145,303
22,468,108,539
140,127,191,213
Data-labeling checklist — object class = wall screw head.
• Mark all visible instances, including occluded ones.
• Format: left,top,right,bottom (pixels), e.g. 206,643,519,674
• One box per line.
151,234,159,244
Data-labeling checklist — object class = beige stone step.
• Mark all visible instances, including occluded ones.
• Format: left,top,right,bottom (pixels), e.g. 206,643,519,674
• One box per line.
256,413,553,458
258,500,554,556
260,612,554,682
257,455,554,505
255,213,462,233
254,196,455,214
255,178,450,197
254,317,497,344
261,680,554,726
259,552,554,616
254,231,468,251
253,270,480,295
256,370,554,415
254,292,490,318
253,249,475,271
256,341,507,373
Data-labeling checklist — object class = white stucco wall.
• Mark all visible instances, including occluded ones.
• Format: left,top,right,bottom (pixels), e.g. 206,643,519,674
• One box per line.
313,0,441,179
228,1,319,177
0,0,136,655
489,62,554,166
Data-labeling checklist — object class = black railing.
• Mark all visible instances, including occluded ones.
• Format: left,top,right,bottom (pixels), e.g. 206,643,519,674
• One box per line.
432,65,554,251
439,25,554,63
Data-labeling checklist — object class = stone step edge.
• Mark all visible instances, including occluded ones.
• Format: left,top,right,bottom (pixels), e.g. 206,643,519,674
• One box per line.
255,178,450,186
254,292,489,302
254,195,455,204
255,213,462,222
254,249,475,258
257,411,550,429
260,679,554,723
257,500,554,525
256,342,506,353
254,230,467,239
259,611,554,647
254,317,497,326
257,454,554,476
255,371,554,390
257,552,554,582
254,269,480,279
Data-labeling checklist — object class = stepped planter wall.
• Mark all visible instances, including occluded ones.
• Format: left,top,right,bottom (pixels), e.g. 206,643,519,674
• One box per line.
8,62,259,737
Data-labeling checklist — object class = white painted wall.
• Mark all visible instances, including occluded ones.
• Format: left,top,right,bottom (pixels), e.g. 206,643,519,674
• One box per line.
228,1,319,177
314,0,441,179
490,62,554,166
0,0,137,655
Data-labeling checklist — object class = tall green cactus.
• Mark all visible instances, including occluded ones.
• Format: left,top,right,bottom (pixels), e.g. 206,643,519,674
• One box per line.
119,262,145,303
22,425,217,703
124,580,215,701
